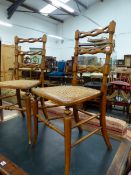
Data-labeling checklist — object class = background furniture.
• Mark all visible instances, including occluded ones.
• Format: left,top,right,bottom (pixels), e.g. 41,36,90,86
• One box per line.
107,69,131,122
124,55,131,68
1,44,20,81
31,20,116,175
0,154,29,175
0,39,1,120
48,60,66,85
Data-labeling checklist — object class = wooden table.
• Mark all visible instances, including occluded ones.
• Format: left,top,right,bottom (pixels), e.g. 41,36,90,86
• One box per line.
0,154,29,175
106,139,131,175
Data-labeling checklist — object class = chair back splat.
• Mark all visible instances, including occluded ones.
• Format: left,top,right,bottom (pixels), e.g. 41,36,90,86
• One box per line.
31,21,116,175
72,21,116,86
14,35,47,86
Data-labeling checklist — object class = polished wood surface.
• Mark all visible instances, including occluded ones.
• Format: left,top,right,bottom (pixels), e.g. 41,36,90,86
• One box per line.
107,139,131,175
0,154,29,175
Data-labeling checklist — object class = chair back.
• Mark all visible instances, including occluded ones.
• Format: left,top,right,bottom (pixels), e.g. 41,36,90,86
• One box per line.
72,20,116,95
14,35,47,86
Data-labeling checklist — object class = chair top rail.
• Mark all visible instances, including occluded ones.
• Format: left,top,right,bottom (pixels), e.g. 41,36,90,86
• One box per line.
15,37,44,43
17,50,43,56
78,20,115,38
78,26,109,38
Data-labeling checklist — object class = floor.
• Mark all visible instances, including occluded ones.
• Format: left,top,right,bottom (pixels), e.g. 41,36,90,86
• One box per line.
0,116,122,175
1,101,131,175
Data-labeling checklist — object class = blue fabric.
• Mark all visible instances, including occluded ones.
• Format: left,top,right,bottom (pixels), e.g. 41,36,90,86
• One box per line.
48,61,66,77
48,71,65,77
57,61,65,72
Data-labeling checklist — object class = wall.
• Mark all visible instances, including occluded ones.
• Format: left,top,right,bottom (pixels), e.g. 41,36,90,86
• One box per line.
0,3,59,57
57,0,131,61
1,1,131,61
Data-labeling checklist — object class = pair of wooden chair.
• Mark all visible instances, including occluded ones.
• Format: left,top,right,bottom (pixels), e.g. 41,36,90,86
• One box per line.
27,21,116,175
0,35,47,143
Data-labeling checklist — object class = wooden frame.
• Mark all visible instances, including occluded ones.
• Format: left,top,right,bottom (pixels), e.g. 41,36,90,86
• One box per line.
106,139,131,175
124,55,131,67
31,20,116,175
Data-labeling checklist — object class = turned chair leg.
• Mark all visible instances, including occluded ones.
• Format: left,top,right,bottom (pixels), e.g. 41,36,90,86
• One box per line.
25,95,32,144
64,117,72,175
32,99,38,145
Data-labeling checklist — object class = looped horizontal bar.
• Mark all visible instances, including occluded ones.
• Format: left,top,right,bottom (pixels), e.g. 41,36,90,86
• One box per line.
79,26,109,38
17,50,42,56
19,63,39,68
78,44,112,54
18,37,43,43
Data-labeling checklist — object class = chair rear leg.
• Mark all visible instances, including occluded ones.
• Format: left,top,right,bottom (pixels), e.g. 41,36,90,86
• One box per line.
40,97,49,120
0,98,3,121
100,95,112,150
73,105,82,133
64,117,72,175
16,89,25,117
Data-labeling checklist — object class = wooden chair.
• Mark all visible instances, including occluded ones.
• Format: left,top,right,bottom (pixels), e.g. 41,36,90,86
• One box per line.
0,35,47,144
31,21,116,175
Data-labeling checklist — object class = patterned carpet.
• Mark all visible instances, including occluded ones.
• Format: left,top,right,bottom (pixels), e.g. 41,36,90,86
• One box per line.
2,103,131,142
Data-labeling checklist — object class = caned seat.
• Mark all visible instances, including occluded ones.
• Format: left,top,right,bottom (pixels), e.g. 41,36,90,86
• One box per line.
32,86,100,106
0,35,47,144
0,80,40,89
31,21,116,175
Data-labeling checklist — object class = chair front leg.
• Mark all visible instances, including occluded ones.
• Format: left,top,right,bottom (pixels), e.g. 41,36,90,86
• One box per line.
25,94,32,144
100,95,112,150
64,117,72,175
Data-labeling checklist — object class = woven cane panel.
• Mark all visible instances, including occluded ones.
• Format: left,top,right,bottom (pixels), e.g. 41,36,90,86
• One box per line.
32,86,100,106
0,80,40,89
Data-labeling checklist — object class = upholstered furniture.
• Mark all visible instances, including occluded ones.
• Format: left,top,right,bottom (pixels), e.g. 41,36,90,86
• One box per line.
0,40,1,81
48,61,66,85
0,35,47,143
107,69,131,122
31,21,116,175
48,60,66,77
